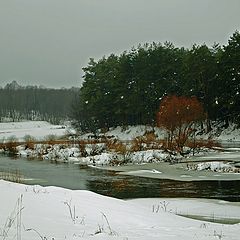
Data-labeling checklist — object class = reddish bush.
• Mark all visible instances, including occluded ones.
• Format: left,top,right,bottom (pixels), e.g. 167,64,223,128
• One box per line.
157,95,205,153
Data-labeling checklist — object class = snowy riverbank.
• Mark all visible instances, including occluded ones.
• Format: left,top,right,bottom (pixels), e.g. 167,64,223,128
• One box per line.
0,121,240,180
0,180,240,240
1,121,240,143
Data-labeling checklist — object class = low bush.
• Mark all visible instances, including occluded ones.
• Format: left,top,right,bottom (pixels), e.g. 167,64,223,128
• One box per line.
131,131,163,151
131,136,144,151
106,139,127,154
45,134,57,145
78,140,88,157
24,135,36,150
187,138,221,152
4,136,18,155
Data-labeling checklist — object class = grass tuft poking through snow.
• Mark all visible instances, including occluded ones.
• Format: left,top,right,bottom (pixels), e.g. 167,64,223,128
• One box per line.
0,180,240,240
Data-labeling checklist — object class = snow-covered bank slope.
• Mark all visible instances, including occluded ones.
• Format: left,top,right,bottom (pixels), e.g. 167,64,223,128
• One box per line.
0,121,240,142
0,180,239,240
79,125,165,141
129,198,240,221
0,121,67,141
80,124,240,142
214,124,240,142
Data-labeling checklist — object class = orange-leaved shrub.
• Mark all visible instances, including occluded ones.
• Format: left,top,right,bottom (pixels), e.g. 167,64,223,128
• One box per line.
157,95,205,153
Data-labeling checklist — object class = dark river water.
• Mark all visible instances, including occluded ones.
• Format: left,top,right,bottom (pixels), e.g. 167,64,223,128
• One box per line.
0,155,240,201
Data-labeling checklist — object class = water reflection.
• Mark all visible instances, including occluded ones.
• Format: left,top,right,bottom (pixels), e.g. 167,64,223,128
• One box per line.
86,171,240,201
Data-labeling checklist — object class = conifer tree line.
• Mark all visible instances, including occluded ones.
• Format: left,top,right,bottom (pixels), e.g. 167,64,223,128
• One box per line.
0,82,78,124
72,31,240,132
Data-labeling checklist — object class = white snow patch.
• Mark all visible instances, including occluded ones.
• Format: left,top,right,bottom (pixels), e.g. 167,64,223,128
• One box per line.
1,180,240,240
79,125,166,141
0,121,67,141
197,162,232,171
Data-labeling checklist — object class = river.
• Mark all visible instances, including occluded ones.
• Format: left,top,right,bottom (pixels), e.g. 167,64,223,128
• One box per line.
0,155,239,201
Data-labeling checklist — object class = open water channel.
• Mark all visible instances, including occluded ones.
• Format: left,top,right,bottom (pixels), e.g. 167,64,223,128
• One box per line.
0,155,240,201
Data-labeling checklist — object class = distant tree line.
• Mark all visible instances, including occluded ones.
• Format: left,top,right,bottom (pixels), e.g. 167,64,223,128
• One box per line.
0,82,78,124
72,31,240,132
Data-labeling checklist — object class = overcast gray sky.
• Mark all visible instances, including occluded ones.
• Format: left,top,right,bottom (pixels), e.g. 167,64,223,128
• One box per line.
0,0,239,88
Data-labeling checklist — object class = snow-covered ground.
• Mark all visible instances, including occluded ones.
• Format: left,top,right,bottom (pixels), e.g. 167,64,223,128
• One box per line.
0,122,161,142
79,125,165,141
0,121,68,141
1,120,240,142
211,124,240,142
80,123,240,142
0,180,239,240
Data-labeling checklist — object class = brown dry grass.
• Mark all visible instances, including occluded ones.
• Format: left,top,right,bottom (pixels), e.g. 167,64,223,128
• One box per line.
106,139,127,154
130,131,164,151
186,138,221,149
4,139,18,154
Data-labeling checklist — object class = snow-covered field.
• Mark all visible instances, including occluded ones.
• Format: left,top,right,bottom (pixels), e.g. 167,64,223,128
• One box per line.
0,180,239,240
0,121,68,141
